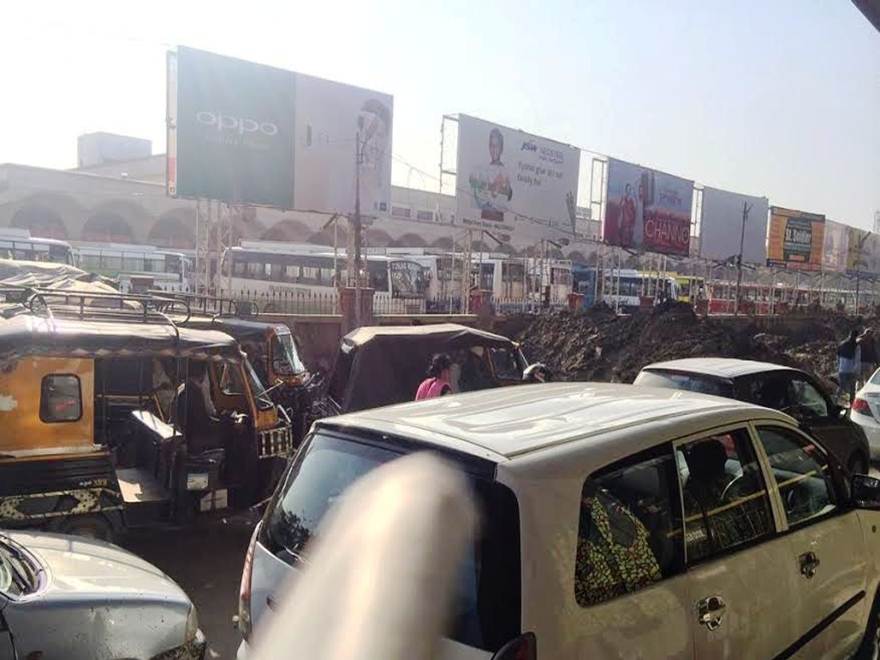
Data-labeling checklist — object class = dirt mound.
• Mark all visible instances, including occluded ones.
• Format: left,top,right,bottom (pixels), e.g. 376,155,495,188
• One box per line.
516,306,853,385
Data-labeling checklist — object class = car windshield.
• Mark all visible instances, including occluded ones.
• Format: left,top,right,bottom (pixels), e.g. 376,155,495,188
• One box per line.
272,331,306,376
634,369,729,397
262,431,521,652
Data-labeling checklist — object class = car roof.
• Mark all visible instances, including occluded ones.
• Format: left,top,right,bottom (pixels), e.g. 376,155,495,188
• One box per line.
316,382,791,461
641,357,799,379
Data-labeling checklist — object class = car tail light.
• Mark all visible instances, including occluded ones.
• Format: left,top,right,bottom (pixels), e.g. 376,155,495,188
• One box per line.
853,398,873,417
492,633,537,660
238,525,259,641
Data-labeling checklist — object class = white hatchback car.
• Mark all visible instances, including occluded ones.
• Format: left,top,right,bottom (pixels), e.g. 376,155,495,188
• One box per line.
238,383,880,659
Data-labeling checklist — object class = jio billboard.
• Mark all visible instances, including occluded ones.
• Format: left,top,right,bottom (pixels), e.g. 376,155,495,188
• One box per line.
603,158,694,256
167,46,392,215
455,114,580,244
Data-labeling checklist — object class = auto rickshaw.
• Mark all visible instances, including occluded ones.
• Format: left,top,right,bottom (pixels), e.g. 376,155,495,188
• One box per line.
182,316,314,440
0,290,293,541
323,323,542,414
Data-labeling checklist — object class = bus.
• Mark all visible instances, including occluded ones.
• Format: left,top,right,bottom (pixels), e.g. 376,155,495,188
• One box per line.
600,269,680,313
72,243,192,293
0,229,75,265
223,245,428,313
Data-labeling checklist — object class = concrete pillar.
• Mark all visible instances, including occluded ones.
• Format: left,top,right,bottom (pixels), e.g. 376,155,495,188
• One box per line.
338,287,375,333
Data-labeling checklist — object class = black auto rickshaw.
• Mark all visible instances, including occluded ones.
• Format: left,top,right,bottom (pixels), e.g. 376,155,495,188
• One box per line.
324,323,538,414
0,290,293,541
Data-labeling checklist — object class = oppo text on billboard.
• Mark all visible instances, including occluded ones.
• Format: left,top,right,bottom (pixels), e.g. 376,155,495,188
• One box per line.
195,111,279,136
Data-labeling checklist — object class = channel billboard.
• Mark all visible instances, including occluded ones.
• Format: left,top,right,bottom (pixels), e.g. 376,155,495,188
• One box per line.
455,114,580,244
822,220,849,273
167,46,392,215
603,159,693,256
699,187,769,264
766,207,825,270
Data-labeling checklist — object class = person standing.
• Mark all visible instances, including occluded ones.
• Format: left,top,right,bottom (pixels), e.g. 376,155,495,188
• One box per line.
838,329,862,403
415,353,453,401
858,328,878,385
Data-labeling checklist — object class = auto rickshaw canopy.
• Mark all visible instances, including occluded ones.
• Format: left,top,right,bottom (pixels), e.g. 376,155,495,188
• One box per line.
328,323,519,413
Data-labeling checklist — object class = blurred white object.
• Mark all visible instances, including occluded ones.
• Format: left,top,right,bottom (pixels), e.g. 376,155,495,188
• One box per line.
250,453,478,660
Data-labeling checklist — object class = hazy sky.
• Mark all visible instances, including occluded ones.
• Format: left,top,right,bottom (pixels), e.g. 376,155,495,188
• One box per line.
2,1,878,228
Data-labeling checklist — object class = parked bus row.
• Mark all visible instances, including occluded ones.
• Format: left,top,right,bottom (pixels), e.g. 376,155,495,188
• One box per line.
4,231,877,316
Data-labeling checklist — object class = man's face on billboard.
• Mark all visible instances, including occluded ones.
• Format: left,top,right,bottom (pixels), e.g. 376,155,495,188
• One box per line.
489,130,503,163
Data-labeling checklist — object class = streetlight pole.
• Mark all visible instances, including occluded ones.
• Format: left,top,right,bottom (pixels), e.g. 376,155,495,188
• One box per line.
733,201,751,317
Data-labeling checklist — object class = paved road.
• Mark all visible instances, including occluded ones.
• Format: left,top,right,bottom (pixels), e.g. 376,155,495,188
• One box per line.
120,518,254,659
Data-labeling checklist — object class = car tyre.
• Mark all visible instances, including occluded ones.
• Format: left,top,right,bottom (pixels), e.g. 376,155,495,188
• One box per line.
50,514,115,543
856,590,880,660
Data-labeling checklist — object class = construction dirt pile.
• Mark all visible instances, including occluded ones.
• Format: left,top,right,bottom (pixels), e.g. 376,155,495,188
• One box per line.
513,303,875,387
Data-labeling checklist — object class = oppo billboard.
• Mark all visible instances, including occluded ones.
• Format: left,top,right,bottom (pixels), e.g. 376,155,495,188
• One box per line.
167,46,392,215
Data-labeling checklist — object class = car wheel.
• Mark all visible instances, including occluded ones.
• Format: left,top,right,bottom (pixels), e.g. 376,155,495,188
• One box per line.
51,514,115,543
856,591,880,660
850,454,869,476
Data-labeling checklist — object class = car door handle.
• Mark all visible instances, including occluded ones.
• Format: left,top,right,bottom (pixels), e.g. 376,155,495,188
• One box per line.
697,595,726,630
799,551,821,579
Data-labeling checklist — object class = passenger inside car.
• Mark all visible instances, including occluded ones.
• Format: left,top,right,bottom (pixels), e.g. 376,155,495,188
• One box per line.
678,433,773,562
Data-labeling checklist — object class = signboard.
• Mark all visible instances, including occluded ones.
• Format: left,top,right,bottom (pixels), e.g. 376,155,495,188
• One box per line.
603,158,693,256
455,114,580,244
168,46,392,215
766,207,825,270
699,187,769,264
822,220,849,273
292,74,392,217
847,226,880,275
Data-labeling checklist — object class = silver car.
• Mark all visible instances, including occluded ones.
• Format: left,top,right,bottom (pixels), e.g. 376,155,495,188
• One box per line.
0,530,205,660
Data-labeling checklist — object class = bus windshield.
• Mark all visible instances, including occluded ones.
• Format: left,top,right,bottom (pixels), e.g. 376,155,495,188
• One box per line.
389,260,425,297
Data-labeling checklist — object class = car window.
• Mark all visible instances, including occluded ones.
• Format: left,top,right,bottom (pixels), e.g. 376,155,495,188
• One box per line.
755,427,836,527
634,370,728,397
787,378,828,418
743,374,792,410
574,443,684,607
675,429,774,563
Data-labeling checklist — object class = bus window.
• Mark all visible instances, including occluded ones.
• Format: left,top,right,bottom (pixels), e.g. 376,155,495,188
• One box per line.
367,261,389,293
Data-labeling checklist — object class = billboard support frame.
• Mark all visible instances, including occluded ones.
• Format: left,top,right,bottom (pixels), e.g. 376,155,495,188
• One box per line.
439,114,459,199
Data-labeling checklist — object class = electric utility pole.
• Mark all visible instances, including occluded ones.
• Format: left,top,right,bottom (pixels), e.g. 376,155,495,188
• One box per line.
733,201,751,317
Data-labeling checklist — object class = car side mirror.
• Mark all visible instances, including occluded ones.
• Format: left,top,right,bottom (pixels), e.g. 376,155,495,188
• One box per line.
491,633,536,660
852,474,880,508
523,363,552,383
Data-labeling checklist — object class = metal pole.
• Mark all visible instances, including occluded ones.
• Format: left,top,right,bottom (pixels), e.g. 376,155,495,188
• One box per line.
733,201,750,317
354,130,363,327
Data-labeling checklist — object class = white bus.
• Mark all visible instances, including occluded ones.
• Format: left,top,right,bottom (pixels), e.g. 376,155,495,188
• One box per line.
600,269,680,313
223,246,428,313
72,243,192,293
0,229,75,265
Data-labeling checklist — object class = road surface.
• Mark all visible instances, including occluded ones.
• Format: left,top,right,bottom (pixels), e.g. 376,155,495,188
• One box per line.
121,517,254,659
